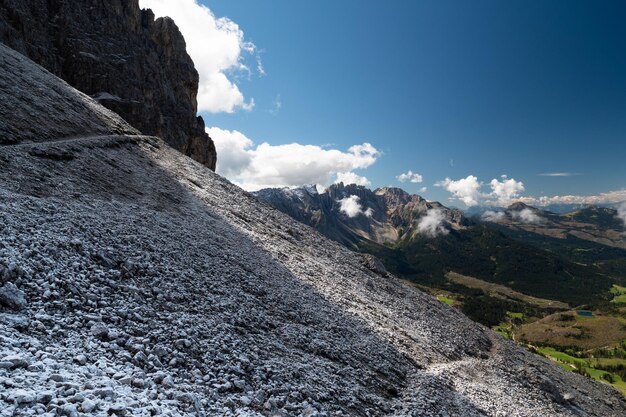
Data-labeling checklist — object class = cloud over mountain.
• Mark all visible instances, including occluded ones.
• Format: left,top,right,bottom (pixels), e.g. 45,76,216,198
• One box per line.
511,208,543,224
489,176,525,206
618,202,626,227
481,210,506,223
337,195,373,218
519,190,626,207
417,209,449,237
436,175,525,207
208,127,380,191
335,171,371,186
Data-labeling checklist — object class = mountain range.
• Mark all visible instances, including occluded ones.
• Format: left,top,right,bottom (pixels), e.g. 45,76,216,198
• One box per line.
255,185,626,308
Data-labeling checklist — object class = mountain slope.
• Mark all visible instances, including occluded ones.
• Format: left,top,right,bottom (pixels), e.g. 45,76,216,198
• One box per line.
256,185,613,306
1,44,625,416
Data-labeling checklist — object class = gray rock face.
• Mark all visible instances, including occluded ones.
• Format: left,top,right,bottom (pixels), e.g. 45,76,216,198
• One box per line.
0,44,138,144
361,254,388,277
1,40,625,417
0,283,26,311
254,183,470,246
0,0,216,169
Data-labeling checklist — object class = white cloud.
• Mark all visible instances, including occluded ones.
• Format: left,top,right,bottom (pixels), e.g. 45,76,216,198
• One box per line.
207,128,253,178
396,170,423,183
419,186,428,193
617,202,626,227
435,175,483,207
538,172,580,177
255,49,266,76
417,209,449,237
207,127,380,191
436,171,625,211
335,171,371,186
481,210,506,223
511,208,543,224
519,190,626,207
140,0,256,113
337,195,373,218
269,94,282,115
489,176,525,206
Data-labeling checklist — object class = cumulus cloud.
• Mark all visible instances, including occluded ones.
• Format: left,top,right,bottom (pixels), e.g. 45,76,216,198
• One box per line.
489,176,525,206
436,172,625,211
435,175,483,207
435,174,524,207
481,210,506,223
207,127,380,191
207,128,253,178
337,195,373,218
511,208,543,224
419,186,428,193
617,202,626,228
417,209,449,237
396,170,423,183
519,190,626,207
140,0,256,113
335,171,371,186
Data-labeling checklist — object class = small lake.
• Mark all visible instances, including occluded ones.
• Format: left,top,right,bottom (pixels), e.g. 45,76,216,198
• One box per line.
576,311,593,317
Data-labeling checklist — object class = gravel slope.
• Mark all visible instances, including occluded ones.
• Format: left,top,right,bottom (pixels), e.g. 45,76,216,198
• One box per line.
1,43,626,417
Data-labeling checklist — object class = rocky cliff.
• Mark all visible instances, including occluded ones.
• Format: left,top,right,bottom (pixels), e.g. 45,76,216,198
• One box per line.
0,0,216,169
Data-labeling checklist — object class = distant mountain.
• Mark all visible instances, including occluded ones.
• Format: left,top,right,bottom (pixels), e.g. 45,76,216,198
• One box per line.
255,185,614,307
255,183,468,247
480,203,626,250
467,202,626,215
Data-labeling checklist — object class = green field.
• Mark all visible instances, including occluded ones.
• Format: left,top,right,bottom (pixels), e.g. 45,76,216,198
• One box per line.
436,295,455,306
537,347,586,367
611,285,626,304
538,346,626,395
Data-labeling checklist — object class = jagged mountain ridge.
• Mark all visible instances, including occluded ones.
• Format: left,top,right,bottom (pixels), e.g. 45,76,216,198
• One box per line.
255,183,468,247
0,0,217,169
1,44,625,416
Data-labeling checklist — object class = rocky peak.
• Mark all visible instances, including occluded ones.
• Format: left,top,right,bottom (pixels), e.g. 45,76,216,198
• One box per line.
0,0,217,169
375,186,429,213
255,183,470,246
325,182,371,200
507,201,537,212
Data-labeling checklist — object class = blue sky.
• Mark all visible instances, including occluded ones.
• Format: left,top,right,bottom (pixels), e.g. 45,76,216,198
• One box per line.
144,0,626,207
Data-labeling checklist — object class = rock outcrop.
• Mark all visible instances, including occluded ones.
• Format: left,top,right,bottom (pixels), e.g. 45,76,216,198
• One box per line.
0,0,216,169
